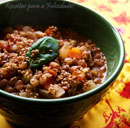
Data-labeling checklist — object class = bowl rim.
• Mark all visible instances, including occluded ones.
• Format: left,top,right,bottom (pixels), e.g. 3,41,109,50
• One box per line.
0,0,125,103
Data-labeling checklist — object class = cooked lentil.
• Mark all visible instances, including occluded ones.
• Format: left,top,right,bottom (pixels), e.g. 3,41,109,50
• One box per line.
0,25,107,98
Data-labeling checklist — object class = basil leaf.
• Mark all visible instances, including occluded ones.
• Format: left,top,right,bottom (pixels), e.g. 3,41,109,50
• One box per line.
26,36,59,68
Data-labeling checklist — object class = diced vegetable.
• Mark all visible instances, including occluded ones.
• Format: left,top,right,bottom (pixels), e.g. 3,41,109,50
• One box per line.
45,29,53,36
59,42,70,59
48,69,57,77
78,71,86,81
48,84,65,98
83,80,97,92
38,89,54,98
68,47,82,59
40,76,55,90
0,41,10,51
45,26,57,36
72,71,85,81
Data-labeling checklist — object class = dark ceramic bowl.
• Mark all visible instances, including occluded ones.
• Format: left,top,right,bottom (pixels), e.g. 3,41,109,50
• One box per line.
0,0,125,128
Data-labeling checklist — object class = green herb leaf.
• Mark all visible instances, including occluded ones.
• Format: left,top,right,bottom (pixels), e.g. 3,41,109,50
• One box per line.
26,36,59,68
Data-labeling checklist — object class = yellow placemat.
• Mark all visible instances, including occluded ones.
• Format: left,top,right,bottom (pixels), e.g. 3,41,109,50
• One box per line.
1,0,130,128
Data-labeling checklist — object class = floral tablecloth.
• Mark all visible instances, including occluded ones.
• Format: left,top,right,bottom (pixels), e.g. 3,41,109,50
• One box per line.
0,0,130,128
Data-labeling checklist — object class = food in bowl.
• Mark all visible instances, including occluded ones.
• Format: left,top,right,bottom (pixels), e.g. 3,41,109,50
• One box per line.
0,25,107,98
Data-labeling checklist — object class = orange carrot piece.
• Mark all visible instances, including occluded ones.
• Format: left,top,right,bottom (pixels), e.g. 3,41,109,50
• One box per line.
72,71,86,81
48,69,57,77
78,72,86,81
68,48,82,59
41,78,56,90
45,29,53,36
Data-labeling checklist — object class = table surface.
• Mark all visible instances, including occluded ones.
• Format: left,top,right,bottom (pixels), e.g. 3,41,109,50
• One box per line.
0,0,130,128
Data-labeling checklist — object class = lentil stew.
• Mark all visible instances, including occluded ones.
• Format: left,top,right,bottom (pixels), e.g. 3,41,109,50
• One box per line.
0,26,107,98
